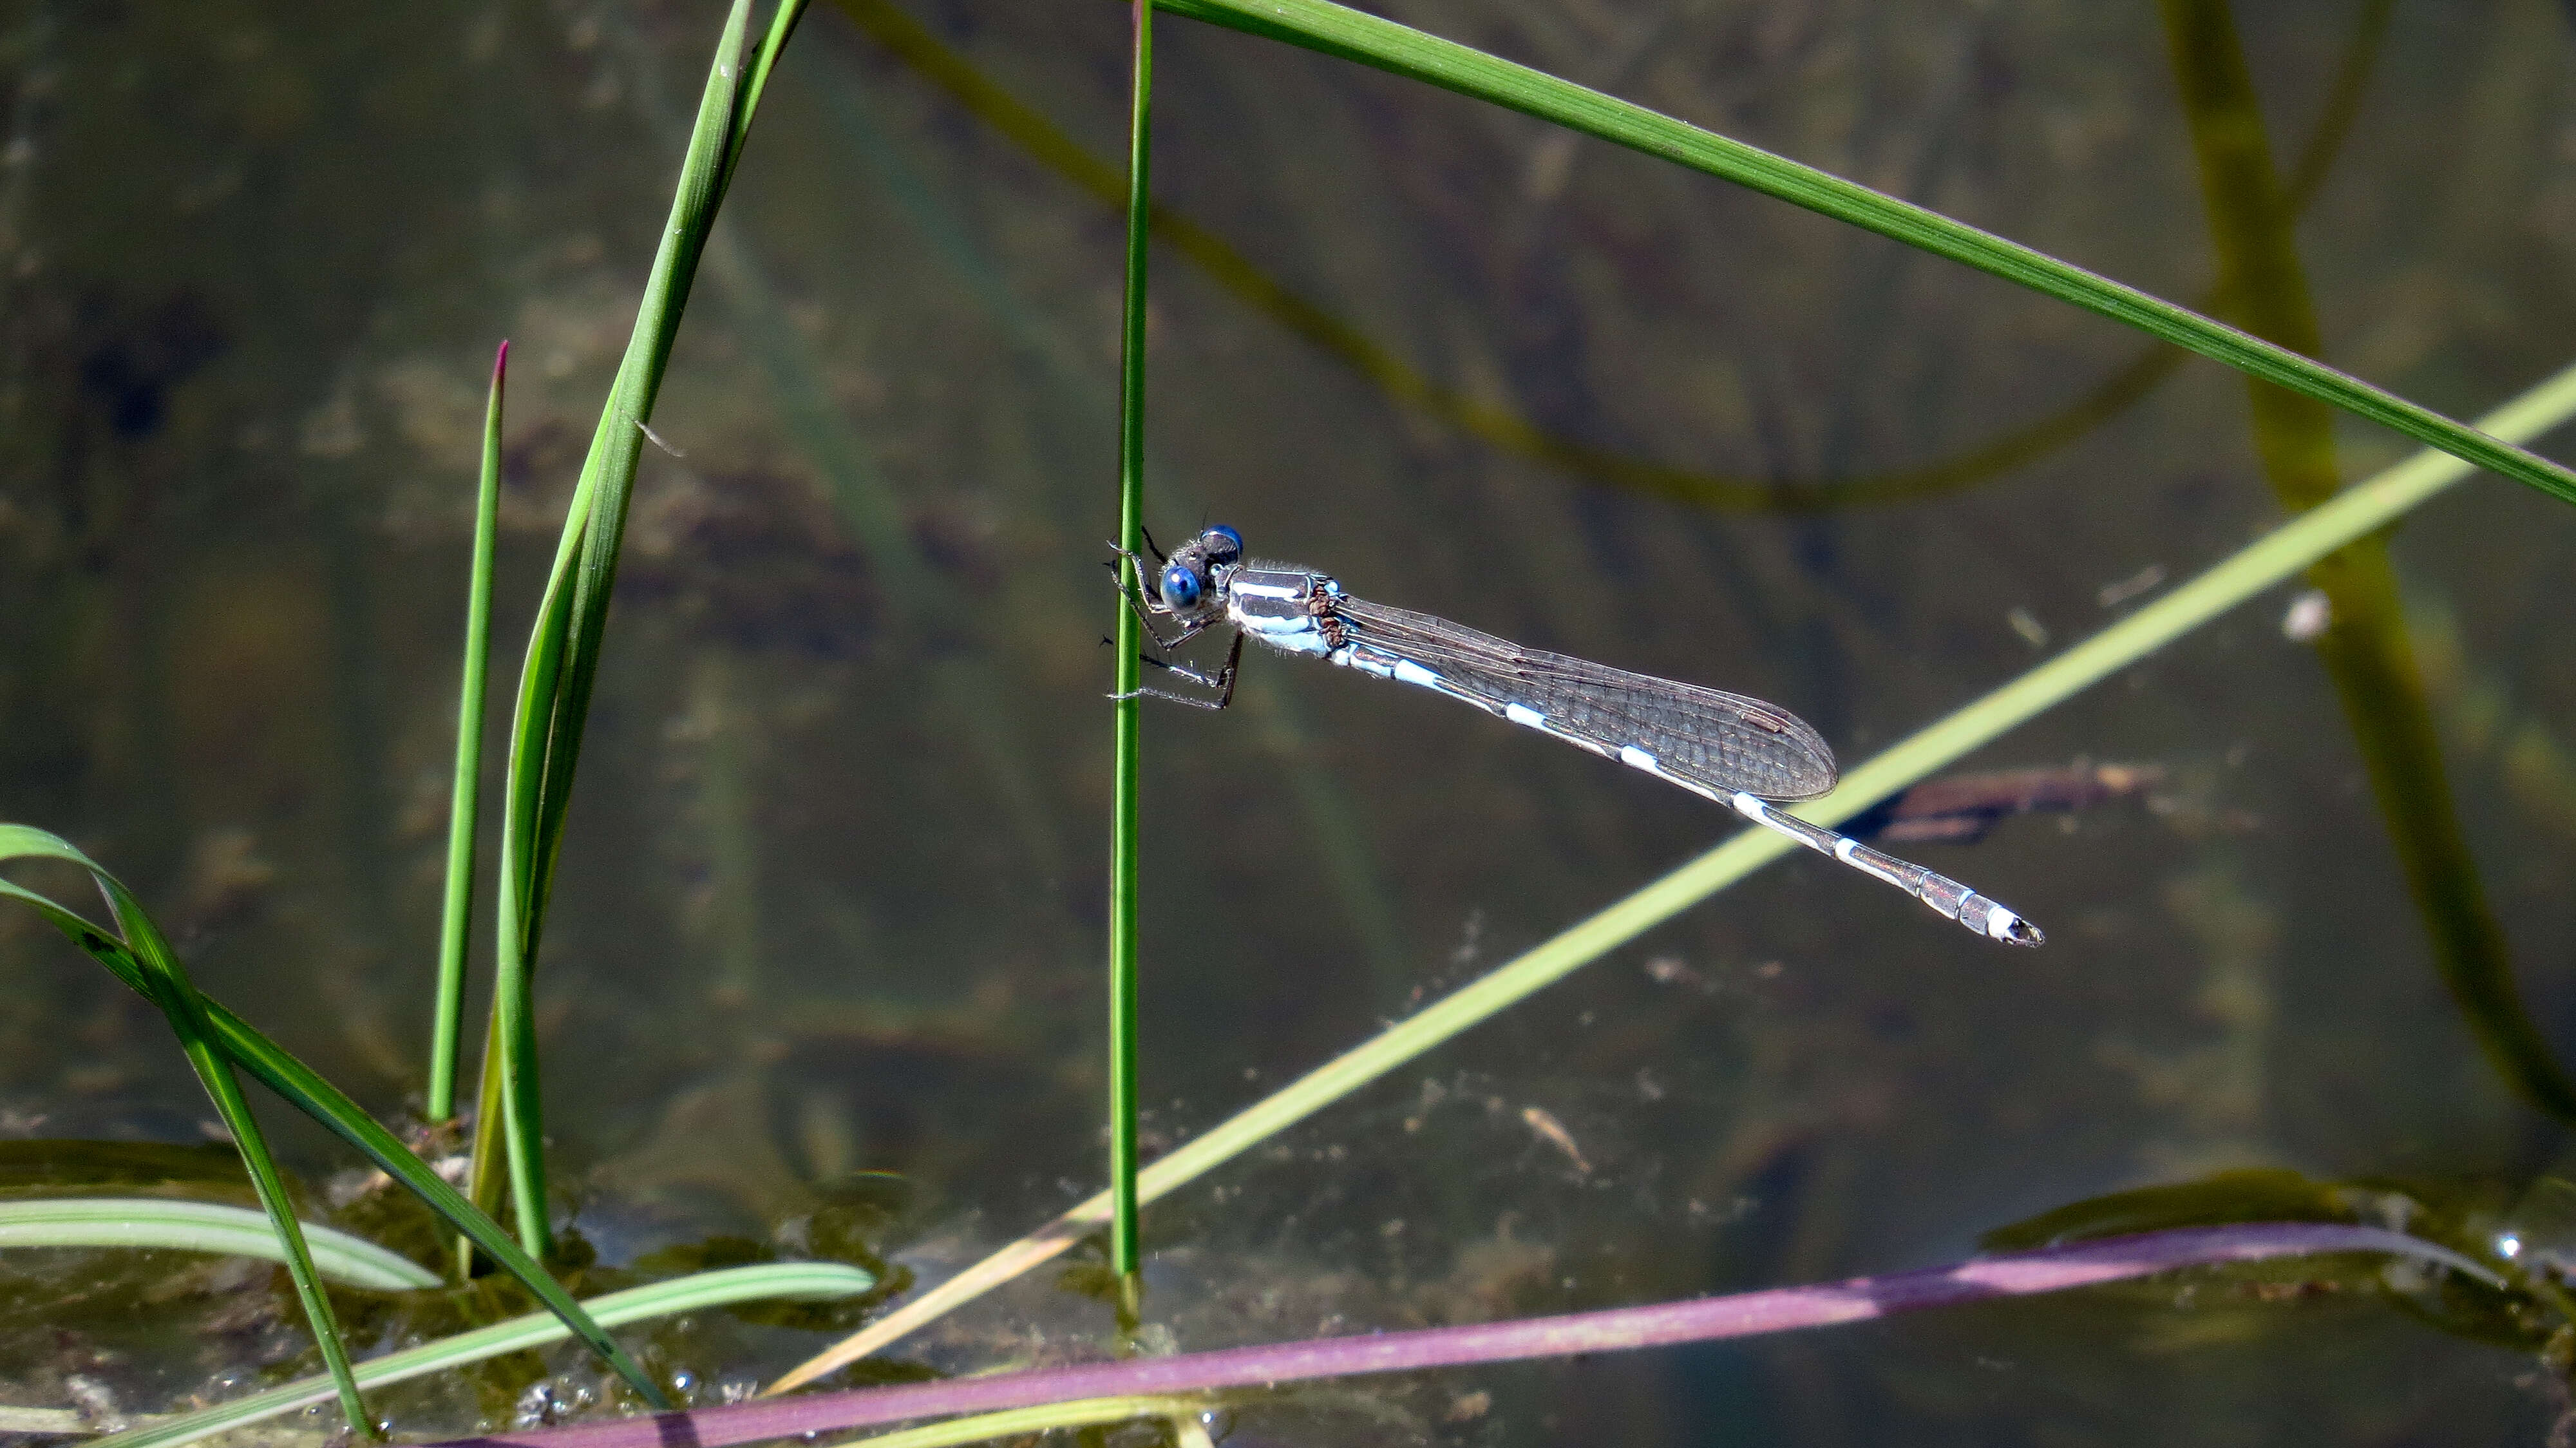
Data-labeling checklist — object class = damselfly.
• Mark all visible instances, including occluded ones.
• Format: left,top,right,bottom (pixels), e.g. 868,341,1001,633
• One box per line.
1112,525,2043,947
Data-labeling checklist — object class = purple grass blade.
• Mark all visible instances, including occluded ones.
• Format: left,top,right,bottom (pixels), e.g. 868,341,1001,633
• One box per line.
426,1224,2491,1448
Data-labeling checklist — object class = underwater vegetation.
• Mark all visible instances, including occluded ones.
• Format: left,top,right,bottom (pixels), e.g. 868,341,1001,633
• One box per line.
9,0,2576,1444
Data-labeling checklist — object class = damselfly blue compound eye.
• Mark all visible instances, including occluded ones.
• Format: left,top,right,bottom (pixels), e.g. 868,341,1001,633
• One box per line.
1160,562,1204,607
1206,524,1244,556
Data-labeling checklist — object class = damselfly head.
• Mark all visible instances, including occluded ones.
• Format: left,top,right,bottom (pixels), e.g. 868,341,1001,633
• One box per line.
1146,526,1242,623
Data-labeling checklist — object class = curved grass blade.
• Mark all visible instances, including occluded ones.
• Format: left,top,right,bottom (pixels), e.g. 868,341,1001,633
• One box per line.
91,1261,873,1448
1105,0,1154,1290
842,0,2389,513
0,1197,438,1291
0,828,377,1438
468,0,795,1269
2159,0,2576,1122
1150,0,2576,513
767,358,2576,1388
0,839,667,1405
585,1227,2481,1440
429,341,509,1127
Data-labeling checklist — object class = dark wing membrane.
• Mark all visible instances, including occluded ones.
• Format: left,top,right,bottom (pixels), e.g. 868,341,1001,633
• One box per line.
1333,596,1838,801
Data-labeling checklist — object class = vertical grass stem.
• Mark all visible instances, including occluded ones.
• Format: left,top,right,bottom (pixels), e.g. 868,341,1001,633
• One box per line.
428,342,507,1127
1106,0,1155,1283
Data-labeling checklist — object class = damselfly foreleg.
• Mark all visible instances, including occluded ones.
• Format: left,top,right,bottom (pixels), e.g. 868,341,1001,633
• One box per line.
1112,629,1243,710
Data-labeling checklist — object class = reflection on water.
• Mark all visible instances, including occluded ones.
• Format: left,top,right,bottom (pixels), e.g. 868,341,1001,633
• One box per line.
6,0,2576,1441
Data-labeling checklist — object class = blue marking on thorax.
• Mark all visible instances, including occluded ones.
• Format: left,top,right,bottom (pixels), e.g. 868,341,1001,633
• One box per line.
1226,567,1332,656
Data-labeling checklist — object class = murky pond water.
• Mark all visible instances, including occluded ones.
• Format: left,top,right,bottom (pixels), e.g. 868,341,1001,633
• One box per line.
8,0,2576,1442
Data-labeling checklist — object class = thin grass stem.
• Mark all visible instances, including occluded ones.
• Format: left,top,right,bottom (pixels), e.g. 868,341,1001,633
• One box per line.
1105,0,1155,1286
429,341,508,1127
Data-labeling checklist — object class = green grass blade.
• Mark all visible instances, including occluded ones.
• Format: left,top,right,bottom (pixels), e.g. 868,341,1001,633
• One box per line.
2159,0,2576,1121
429,341,509,1127
840,0,2384,514
0,830,376,1438
0,1197,439,1291
473,0,764,1268
766,358,2576,1389
0,843,668,1407
91,1261,873,1448
1106,0,1154,1288
1153,0,2576,512
726,0,812,189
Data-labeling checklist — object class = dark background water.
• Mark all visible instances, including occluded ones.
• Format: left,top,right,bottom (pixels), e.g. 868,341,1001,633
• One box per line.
7,0,2576,1441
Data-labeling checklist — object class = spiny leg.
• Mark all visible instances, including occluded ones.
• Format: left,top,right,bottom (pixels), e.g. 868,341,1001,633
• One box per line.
1113,629,1243,710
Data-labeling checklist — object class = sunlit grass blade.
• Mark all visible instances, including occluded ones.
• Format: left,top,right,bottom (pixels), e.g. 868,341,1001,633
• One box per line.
2159,0,2576,1121
467,0,796,1272
1104,0,1154,1293
0,828,377,1438
1151,0,2576,512
91,1261,874,1448
429,341,509,1129
0,844,666,1404
0,1197,438,1291
766,358,2576,1388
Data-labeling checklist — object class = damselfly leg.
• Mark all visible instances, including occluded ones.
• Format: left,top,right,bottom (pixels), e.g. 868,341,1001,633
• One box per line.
1119,629,1244,710
1104,541,1244,709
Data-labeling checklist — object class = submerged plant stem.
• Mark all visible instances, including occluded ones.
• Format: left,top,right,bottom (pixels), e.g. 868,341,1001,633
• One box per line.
2159,0,2576,1123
